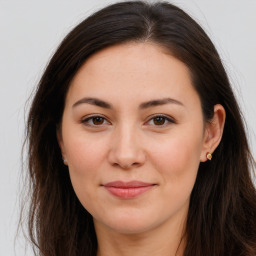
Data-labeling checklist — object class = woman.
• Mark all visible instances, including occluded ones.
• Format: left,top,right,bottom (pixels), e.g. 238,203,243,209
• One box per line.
24,1,256,255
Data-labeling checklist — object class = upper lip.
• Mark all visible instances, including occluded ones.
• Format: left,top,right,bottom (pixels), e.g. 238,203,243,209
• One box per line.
103,180,155,188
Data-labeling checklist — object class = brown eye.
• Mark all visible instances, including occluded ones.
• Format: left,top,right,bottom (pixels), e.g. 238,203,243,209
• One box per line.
147,115,175,127
153,116,166,125
92,117,104,125
82,115,109,127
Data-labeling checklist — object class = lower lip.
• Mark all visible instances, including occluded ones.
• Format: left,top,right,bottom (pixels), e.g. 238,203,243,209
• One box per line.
104,186,154,199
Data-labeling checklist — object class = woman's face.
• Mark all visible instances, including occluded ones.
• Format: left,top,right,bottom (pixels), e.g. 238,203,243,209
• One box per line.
59,42,209,235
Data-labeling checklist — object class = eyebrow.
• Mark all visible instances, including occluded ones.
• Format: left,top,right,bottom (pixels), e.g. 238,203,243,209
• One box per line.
139,98,184,109
72,97,112,109
72,97,183,109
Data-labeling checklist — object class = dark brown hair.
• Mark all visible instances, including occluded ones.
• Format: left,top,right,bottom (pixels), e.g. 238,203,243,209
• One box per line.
23,1,256,255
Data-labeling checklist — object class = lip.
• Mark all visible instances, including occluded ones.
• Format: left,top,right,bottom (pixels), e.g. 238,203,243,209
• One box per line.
103,180,155,199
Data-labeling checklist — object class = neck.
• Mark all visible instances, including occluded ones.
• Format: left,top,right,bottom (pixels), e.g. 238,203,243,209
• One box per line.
95,213,186,256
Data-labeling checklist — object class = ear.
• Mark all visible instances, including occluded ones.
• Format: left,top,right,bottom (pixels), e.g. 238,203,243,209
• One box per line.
200,104,226,162
56,128,68,165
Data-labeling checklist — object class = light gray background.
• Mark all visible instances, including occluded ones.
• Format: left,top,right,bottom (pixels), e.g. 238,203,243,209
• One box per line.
1,0,255,255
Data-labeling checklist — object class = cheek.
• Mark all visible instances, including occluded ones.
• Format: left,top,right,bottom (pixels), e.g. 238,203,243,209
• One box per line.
65,134,107,174
149,130,202,189
63,135,108,205
149,135,202,219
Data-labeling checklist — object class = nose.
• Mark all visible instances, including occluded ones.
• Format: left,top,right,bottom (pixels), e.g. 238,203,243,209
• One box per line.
107,124,146,169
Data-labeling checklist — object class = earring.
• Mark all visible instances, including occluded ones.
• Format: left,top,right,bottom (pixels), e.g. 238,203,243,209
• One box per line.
62,158,68,165
206,152,212,161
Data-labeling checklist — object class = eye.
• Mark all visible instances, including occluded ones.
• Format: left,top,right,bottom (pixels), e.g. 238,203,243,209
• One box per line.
81,115,110,127
147,115,175,127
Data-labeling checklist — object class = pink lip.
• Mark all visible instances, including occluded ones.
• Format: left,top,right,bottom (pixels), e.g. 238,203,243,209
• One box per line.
103,180,155,199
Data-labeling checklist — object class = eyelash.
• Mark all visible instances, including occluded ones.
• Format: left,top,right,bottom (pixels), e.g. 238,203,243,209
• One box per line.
81,115,110,127
147,114,176,126
81,114,176,127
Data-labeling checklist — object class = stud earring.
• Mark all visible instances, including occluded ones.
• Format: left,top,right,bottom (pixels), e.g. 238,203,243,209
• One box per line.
206,152,212,161
62,158,68,165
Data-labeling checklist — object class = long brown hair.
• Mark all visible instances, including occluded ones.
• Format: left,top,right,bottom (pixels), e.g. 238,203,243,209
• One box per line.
23,1,256,255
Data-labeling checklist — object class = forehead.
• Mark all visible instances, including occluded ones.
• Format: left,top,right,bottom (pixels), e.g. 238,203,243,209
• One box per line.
66,42,200,108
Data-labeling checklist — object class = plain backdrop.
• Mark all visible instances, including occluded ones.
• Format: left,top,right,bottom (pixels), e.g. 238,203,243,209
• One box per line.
0,0,255,255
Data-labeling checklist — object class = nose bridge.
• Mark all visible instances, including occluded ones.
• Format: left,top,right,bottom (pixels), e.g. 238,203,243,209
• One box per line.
119,121,136,145
108,121,145,168
114,121,139,157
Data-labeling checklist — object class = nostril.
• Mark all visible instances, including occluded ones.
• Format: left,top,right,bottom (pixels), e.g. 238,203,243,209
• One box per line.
112,161,142,170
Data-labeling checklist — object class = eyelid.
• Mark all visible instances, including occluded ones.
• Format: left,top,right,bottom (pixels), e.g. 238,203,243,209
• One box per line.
81,114,111,127
145,114,176,126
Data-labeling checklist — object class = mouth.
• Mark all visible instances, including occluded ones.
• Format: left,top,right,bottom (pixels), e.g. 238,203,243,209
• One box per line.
102,180,156,199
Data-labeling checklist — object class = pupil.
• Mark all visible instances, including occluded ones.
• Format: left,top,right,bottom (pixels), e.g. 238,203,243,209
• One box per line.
93,117,104,125
154,117,165,125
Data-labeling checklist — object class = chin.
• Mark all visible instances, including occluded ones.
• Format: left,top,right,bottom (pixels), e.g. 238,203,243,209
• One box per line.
93,209,164,235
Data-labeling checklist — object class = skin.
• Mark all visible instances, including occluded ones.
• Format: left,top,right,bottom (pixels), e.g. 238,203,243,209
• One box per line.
58,42,225,256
